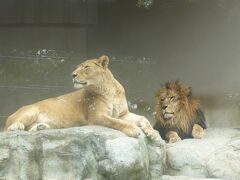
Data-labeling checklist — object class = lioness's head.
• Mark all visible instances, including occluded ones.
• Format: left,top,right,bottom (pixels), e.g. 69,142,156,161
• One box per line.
72,55,110,89
155,81,194,121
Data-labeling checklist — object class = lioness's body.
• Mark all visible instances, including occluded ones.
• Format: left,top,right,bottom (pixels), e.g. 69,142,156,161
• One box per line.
4,56,158,140
4,90,88,131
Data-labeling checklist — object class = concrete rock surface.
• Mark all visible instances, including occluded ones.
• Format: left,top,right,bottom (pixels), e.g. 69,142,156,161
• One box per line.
161,175,222,180
165,128,240,180
0,126,165,180
1,126,239,180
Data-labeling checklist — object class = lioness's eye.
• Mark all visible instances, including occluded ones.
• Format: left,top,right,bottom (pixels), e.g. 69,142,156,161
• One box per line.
84,66,90,69
161,98,164,101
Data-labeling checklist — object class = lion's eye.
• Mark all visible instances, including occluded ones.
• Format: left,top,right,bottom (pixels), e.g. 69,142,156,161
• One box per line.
170,96,175,100
84,66,90,69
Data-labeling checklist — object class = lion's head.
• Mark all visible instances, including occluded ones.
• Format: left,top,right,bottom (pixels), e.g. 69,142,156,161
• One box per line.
155,81,200,132
72,55,110,89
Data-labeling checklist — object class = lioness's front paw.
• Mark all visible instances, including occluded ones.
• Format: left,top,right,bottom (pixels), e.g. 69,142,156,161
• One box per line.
141,126,159,141
137,118,160,141
167,131,181,143
29,123,50,132
7,122,25,131
192,124,204,139
122,125,141,138
149,131,162,142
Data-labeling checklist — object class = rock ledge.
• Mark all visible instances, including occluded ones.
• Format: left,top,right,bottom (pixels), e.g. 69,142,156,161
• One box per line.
165,128,240,180
0,126,165,180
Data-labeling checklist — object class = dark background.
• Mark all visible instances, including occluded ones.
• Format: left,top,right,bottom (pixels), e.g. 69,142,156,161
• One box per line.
1,0,240,129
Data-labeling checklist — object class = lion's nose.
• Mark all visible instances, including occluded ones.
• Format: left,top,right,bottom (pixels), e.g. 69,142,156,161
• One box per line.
162,105,168,110
72,73,77,78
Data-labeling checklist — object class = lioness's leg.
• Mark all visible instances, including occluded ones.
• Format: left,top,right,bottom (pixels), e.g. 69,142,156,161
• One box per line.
121,113,159,141
137,116,160,141
6,122,25,131
192,124,204,139
166,131,181,143
92,115,141,138
4,105,39,132
29,123,50,132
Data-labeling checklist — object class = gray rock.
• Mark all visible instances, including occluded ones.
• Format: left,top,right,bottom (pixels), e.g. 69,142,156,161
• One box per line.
161,175,222,180
0,126,165,180
1,127,239,180
165,128,240,180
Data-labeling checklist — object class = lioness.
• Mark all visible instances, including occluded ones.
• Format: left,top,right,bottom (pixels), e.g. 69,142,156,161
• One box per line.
4,55,158,140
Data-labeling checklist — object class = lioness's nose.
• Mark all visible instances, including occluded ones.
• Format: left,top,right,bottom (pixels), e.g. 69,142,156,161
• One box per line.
72,73,77,78
162,105,168,110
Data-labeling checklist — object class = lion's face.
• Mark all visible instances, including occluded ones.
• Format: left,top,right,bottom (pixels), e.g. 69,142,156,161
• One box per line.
156,82,191,121
158,90,181,119
72,55,109,89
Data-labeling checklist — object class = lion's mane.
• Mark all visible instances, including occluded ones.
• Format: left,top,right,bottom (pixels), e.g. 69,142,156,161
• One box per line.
154,81,206,140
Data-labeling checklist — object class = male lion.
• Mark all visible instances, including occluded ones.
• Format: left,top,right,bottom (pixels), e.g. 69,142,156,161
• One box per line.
154,81,207,143
4,55,158,140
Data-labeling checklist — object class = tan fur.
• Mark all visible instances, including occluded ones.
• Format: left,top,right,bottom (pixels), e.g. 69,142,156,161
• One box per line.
166,131,181,143
155,81,200,133
192,124,204,139
4,56,158,140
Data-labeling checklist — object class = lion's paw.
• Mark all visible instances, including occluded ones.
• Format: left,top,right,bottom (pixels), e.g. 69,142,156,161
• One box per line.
167,131,181,143
169,135,181,143
7,122,25,131
192,124,204,139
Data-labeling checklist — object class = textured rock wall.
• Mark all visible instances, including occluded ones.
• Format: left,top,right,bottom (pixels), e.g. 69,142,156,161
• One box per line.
164,128,240,180
0,126,166,180
1,127,240,180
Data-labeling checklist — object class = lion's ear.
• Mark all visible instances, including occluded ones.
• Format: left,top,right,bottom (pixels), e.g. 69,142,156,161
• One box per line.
182,85,192,97
97,55,109,68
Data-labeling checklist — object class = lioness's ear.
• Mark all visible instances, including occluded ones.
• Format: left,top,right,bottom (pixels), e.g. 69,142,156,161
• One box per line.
182,85,192,97
97,55,109,68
